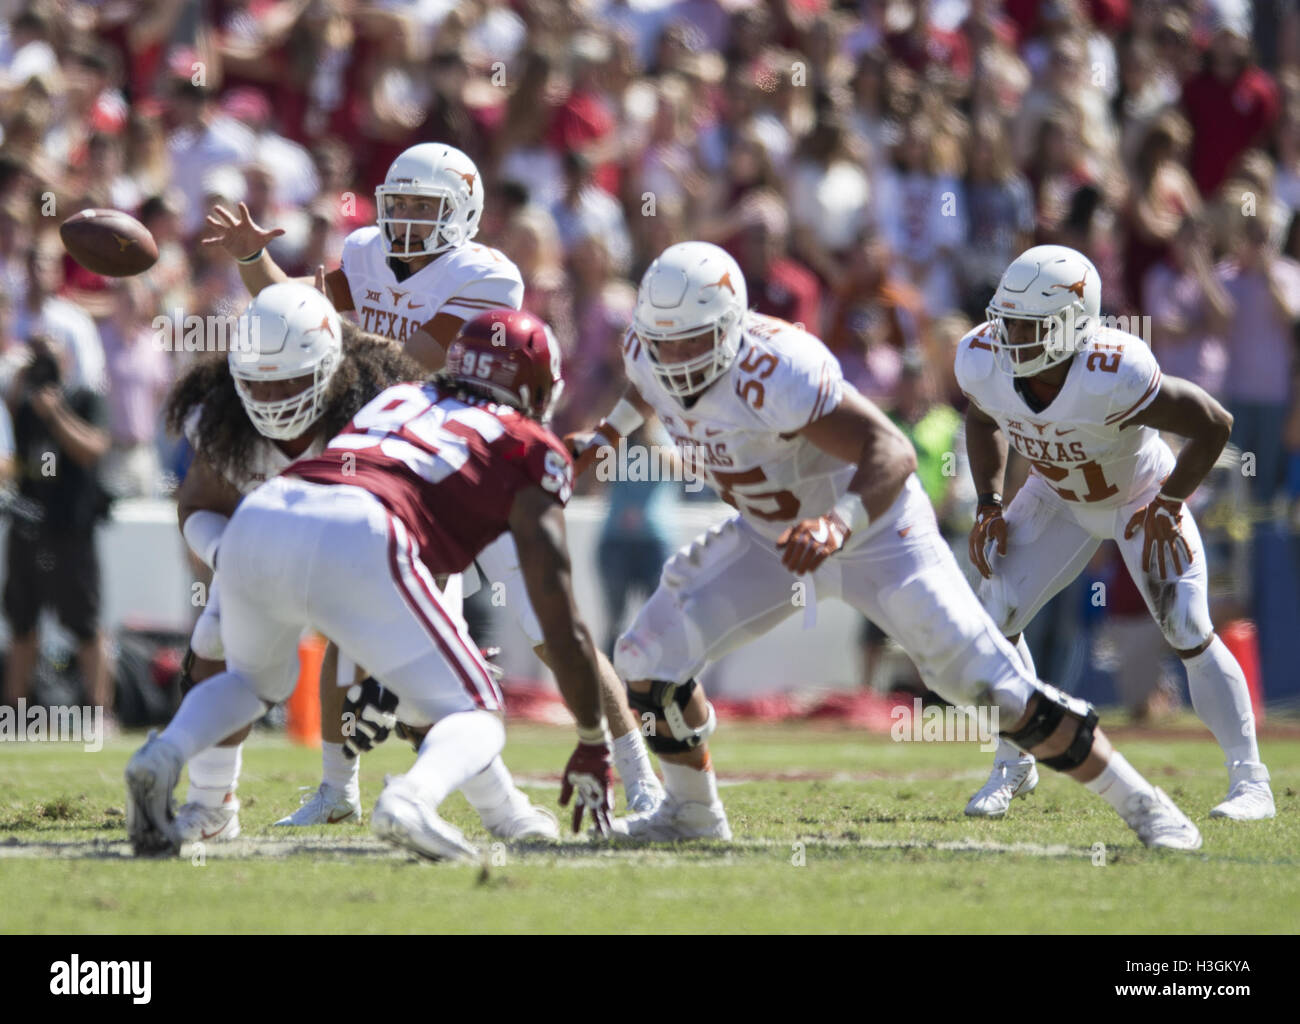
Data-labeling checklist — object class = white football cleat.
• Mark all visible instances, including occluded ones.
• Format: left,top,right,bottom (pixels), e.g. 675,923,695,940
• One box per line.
1121,787,1203,851
609,797,732,841
174,795,241,843
480,796,560,841
624,775,666,815
372,776,479,862
273,782,361,826
124,731,183,856
1210,765,1276,820
964,758,1039,818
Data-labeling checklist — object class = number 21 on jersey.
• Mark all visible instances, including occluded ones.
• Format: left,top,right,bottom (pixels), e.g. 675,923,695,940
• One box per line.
1030,458,1118,503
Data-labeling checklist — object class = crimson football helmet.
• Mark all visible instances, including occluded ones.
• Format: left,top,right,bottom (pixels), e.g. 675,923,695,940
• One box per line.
443,310,564,422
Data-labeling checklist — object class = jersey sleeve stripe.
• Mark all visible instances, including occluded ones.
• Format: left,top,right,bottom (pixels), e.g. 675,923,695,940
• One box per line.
1104,368,1163,425
445,296,515,310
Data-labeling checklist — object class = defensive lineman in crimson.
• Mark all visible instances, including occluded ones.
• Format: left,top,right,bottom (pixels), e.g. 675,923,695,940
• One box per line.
569,240,1204,850
125,296,615,859
958,245,1273,821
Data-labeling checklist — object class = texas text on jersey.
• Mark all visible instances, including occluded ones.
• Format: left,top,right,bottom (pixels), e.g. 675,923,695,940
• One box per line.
622,312,861,544
287,380,573,574
954,322,1171,508
339,227,524,342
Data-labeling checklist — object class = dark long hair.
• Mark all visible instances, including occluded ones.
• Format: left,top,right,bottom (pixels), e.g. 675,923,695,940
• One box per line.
165,322,429,482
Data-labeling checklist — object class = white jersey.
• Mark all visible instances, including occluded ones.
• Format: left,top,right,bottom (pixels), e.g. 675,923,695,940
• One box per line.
954,323,1173,508
339,227,524,342
184,406,324,495
623,313,857,544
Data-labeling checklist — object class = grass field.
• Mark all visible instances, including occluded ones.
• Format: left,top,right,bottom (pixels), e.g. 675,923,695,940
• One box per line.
2,718,1298,934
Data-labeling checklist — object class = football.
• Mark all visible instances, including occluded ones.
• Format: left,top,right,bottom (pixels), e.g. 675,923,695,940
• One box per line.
59,207,159,277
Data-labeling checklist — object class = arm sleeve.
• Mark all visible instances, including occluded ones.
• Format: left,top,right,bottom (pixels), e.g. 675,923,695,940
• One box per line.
507,420,574,507
338,228,376,306
754,343,846,433
1103,340,1164,427
441,270,525,322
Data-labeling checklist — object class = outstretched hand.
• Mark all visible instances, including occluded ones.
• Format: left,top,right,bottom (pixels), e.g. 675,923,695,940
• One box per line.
201,202,284,261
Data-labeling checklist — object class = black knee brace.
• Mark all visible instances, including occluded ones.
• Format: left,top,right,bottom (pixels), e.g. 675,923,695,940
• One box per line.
627,679,717,754
1002,682,1098,771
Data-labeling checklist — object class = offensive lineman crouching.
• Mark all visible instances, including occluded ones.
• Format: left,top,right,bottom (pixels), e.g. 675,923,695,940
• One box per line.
125,296,614,858
569,241,1203,850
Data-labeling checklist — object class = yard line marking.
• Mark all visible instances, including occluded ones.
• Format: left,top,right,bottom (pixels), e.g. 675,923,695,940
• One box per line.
5,833,1294,866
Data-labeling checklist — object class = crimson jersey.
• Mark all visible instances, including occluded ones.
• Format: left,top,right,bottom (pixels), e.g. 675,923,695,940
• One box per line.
286,381,573,574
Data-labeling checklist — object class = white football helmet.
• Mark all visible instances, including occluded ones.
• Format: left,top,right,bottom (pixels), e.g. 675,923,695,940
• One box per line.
634,241,748,401
986,244,1101,377
229,282,342,440
375,143,484,259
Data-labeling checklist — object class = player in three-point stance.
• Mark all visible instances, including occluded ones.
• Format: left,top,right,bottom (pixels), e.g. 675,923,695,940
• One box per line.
569,240,1205,849
200,143,661,826
126,294,616,858
165,284,566,842
957,245,1273,821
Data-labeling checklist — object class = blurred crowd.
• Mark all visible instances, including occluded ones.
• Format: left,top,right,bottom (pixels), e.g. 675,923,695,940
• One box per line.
1,0,1299,708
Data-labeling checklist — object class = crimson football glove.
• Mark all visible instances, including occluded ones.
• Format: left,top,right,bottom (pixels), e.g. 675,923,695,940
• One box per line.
777,512,851,574
1124,493,1192,580
969,503,1007,580
559,735,614,836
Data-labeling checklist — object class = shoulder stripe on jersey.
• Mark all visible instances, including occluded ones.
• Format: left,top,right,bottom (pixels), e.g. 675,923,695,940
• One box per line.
1105,368,1163,425
446,296,514,311
806,363,834,425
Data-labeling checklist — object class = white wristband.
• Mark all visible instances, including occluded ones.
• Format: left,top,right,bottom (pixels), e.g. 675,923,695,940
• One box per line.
182,510,229,570
576,717,610,745
831,492,870,535
604,398,644,438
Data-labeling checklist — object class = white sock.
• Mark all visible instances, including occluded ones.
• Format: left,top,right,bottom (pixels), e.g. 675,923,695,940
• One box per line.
321,741,360,796
993,738,1029,764
613,730,658,793
1084,751,1154,813
1183,636,1262,768
994,636,1039,765
404,710,505,807
661,759,718,805
460,756,521,817
185,744,243,806
162,672,266,761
